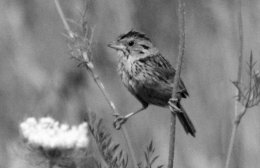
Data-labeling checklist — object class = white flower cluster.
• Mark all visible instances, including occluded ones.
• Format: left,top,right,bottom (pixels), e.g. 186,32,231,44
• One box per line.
20,117,89,150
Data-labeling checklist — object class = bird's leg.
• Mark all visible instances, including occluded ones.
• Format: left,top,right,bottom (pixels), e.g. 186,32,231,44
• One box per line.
113,105,148,130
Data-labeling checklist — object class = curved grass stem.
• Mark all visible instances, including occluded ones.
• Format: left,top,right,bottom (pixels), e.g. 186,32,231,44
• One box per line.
54,0,138,167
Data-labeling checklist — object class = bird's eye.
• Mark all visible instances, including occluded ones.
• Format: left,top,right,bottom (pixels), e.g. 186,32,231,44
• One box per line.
128,41,134,46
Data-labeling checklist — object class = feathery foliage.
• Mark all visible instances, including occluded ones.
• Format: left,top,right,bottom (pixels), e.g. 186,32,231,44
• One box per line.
233,52,260,109
138,141,163,168
88,113,128,168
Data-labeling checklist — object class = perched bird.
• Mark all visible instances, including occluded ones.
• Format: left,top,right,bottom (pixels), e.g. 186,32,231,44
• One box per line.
108,30,196,137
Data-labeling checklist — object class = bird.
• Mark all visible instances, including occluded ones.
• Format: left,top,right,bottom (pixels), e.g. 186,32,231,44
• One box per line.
107,30,196,137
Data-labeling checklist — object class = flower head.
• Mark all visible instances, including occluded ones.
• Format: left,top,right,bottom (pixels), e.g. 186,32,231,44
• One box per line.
20,116,89,151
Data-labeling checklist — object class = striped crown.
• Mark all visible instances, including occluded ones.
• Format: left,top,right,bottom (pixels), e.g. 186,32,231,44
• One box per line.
118,30,151,41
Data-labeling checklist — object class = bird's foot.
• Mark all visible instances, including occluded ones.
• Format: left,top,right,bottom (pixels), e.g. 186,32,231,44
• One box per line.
168,98,181,113
113,114,128,130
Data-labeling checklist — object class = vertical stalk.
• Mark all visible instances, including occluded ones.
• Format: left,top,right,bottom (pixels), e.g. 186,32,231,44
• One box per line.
168,1,185,168
237,0,243,101
168,113,176,168
225,1,244,167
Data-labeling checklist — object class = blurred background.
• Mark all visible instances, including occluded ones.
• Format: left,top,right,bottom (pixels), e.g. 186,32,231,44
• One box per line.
0,0,260,168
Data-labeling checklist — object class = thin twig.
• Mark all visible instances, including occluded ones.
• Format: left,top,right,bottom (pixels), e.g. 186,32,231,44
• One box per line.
225,106,246,168
54,0,138,167
237,0,244,102
54,0,74,38
224,0,244,167
168,1,185,168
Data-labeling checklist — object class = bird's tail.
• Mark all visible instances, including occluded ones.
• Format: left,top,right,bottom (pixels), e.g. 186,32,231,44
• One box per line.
173,102,196,137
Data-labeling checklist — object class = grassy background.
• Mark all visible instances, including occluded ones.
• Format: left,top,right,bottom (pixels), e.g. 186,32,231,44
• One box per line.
1,0,260,168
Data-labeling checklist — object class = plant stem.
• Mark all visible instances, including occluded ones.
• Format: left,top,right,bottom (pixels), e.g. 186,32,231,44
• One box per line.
49,160,55,168
168,1,185,168
225,0,244,167
225,122,237,168
225,106,246,168
54,0,138,167
168,113,176,168
54,0,73,38
86,65,138,167
237,0,244,101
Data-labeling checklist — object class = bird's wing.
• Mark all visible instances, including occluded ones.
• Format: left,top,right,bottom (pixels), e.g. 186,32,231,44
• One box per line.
135,53,189,98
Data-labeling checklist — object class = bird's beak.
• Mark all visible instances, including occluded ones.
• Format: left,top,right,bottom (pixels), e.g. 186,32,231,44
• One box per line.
107,41,125,51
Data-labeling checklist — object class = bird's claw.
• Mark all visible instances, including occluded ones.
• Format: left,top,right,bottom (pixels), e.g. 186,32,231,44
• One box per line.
113,113,119,117
169,98,181,112
113,115,127,130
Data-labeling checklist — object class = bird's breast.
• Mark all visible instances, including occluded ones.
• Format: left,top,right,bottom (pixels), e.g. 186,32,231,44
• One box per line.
118,58,140,92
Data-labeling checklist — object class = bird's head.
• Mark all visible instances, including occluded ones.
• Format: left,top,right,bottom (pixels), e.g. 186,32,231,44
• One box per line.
108,30,158,60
